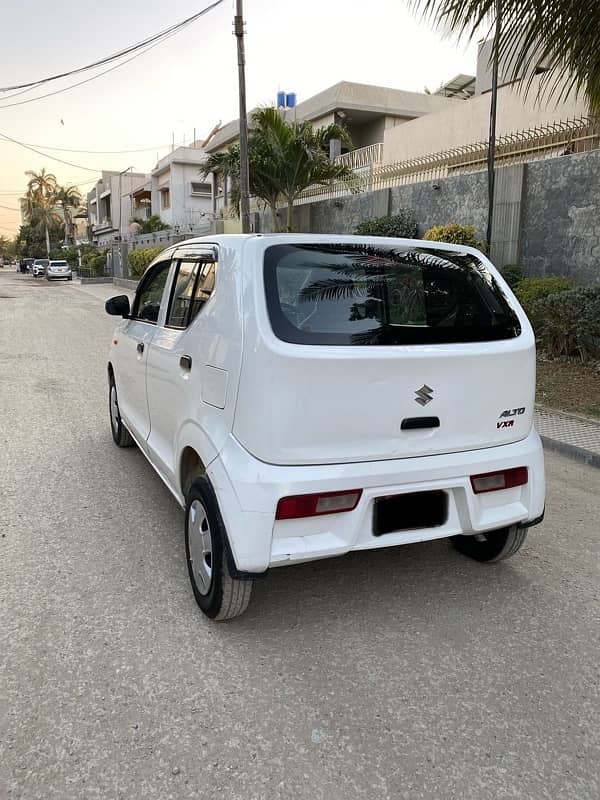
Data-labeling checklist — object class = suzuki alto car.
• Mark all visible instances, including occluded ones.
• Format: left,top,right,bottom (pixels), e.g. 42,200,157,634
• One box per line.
105,234,545,621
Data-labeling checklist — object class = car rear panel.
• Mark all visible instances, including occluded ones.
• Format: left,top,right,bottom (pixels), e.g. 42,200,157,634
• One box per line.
233,337,535,465
233,237,535,467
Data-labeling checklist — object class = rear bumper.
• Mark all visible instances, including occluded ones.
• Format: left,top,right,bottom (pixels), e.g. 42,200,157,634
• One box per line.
207,431,545,573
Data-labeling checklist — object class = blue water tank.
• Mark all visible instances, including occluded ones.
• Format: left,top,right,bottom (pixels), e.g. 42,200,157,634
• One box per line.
276,91,286,108
286,92,297,108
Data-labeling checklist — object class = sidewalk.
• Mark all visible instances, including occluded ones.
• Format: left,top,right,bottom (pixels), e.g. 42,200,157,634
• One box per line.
536,407,600,468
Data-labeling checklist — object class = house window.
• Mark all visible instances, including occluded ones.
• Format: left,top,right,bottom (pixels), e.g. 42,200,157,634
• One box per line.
191,182,211,196
160,188,171,210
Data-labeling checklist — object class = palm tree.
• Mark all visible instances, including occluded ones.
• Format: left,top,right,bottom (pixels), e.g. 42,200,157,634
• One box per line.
200,107,352,232
409,0,600,114
55,185,82,245
25,169,59,255
251,107,352,231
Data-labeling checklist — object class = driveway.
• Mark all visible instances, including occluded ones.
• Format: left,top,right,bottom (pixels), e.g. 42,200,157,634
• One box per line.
1,271,599,799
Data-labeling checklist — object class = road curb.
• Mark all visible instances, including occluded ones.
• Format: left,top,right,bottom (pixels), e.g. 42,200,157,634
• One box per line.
540,435,600,469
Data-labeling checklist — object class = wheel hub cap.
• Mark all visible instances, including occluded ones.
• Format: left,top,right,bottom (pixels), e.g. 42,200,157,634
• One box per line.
110,385,119,430
188,500,213,595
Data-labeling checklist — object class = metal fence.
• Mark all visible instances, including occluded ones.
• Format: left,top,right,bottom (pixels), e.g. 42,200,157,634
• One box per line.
293,116,600,206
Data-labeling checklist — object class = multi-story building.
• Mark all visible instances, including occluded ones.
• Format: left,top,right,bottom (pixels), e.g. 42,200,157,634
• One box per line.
87,170,147,246
129,146,213,234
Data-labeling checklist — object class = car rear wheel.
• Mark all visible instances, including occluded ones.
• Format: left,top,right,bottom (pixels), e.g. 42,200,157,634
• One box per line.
451,525,527,562
109,372,134,447
185,477,252,621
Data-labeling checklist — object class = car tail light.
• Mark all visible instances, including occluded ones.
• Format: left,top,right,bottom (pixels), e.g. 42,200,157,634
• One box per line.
275,489,362,520
470,467,528,494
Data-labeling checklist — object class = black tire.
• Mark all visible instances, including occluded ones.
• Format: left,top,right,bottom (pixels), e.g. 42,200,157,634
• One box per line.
451,525,528,562
68,276,73,281
108,372,134,447
185,477,252,621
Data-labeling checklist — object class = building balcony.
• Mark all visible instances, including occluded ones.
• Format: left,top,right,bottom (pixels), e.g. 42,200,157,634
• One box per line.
335,142,383,171
93,218,114,233
132,205,153,220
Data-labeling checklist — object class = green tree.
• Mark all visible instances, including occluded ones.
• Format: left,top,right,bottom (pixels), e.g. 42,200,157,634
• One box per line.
0,235,17,262
201,107,352,231
409,0,600,113
130,214,171,234
55,185,82,245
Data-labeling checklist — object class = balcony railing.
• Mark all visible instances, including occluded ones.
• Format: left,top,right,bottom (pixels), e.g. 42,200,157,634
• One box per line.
133,206,152,220
335,143,383,170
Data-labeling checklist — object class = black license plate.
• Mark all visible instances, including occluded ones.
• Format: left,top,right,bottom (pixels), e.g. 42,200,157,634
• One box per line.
373,490,448,536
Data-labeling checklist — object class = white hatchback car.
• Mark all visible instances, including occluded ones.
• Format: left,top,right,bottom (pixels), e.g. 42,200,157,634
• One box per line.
105,234,545,620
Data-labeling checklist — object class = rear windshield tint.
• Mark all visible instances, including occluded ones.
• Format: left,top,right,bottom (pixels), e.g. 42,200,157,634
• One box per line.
51,261,68,266
264,243,521,346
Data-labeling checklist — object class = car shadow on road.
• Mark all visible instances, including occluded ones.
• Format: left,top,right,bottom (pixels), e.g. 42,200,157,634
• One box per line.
79,439,542,646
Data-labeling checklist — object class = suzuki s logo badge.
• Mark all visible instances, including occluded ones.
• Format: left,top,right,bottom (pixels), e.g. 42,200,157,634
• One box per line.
415,384,434,406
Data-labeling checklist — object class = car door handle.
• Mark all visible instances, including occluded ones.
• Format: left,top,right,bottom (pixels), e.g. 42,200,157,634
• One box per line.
137,342,145,355
180,355,192,371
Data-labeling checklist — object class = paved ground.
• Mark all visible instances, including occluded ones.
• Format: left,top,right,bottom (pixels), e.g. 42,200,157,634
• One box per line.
536,407,600,468
1,270,599,800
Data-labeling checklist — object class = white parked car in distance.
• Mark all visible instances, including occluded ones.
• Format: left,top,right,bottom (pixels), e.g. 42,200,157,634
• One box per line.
47,259,72,281
32,258,49,277
105,234,545,621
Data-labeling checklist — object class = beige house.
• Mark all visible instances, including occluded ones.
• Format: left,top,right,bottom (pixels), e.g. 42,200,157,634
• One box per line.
204,80,461,212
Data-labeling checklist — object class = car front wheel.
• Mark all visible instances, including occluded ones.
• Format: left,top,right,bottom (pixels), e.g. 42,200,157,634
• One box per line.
451,525,528,562
185,477,252,621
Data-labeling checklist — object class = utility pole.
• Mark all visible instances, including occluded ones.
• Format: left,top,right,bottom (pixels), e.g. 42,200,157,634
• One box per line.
486,0,502,254
234,0,251,233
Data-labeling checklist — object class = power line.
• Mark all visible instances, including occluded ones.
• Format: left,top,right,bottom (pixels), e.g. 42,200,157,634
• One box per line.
0,21,193,111
0,202,20,211
0,0,225,94
0,131,106,171
0,140,173,155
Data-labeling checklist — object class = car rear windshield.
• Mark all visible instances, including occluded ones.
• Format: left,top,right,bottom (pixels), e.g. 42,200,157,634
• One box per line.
50,261,67,266
264,243,521,346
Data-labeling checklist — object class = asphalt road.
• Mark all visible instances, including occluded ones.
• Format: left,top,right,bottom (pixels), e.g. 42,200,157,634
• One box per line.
1,269,599,800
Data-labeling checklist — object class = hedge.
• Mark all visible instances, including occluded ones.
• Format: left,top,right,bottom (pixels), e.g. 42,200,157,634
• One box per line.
514,276,573,331
533,286,600,360
354,210,418,239
423,223,480,249
128,246,164,278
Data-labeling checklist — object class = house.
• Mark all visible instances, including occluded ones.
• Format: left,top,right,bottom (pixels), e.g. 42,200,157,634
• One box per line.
87,170,147,246
382,40,589,163
204,80,462,211
129,146,213,234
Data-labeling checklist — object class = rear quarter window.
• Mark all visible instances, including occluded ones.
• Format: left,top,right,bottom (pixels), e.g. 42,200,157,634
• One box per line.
264,243,521,346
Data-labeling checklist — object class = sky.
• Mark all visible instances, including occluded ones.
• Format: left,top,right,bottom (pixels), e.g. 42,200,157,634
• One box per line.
0,0,479,236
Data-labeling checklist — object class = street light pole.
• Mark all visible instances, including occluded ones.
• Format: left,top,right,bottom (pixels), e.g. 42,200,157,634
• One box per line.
234,0,251,233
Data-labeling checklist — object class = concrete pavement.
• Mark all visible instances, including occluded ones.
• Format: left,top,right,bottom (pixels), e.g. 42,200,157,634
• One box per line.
1,270,599,800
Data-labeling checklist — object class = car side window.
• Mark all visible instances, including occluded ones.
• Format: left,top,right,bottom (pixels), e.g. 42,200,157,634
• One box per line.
166,259,217,329
133,261,171,324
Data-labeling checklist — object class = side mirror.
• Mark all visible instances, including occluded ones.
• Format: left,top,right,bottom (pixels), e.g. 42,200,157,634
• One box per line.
105,295,131,317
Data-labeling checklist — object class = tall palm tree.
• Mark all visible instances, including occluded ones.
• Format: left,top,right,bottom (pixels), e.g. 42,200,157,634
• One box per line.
409,0,600,114
25,169,59,255
200,108,352,232
55,185,82,245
